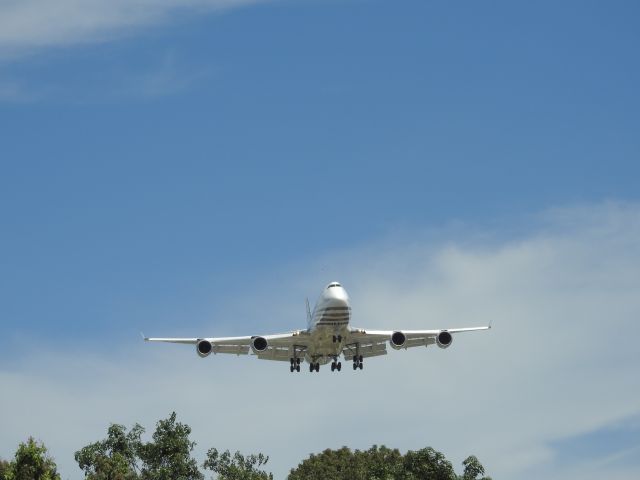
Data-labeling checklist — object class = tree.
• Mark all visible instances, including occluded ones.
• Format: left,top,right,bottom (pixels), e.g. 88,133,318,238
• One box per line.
287,447,362,480
287,446,403,480
5,437,60,480
402,447,456,480
360,445,403,480
0,459,11,480
288,445,473,480
204,449,273,480
76,413,202,480
137,412,203,480
73,415,492,480
75,423,143,480
460,455,491,480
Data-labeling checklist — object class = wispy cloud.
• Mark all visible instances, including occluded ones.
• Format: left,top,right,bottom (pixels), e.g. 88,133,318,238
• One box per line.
0,48,214,104
0,77,38,102
0,0,267,58
1,202,639,479
115,49,214,98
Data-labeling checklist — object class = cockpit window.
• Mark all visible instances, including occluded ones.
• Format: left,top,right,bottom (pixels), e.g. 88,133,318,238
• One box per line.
328,283,341,288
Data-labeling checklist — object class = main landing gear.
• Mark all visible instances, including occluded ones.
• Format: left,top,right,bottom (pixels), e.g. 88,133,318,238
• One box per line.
352,355,364,370
332,335,343,343
289,357,301,373
330,361,342,372
309,362,320,372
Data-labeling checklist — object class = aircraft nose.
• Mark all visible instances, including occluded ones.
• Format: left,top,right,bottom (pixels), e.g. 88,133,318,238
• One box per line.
327,297,348,309
326,287,349,307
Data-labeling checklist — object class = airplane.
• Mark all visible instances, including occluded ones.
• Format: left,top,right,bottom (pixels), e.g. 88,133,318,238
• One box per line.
144,281,490,372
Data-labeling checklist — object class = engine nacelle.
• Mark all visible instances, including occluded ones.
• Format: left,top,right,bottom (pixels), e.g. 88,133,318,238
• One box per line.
251,336,268,354
196,339,213,358
390,331,407,350
436,330,453,349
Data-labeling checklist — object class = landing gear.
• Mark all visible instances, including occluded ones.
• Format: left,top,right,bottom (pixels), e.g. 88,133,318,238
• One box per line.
332,335,343,343
353,355,363,370
309,362,320,372
289,357,301,373
330,361,342,372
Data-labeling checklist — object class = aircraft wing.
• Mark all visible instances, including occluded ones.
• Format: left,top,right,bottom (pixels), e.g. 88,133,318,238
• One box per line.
144,331,311,361
343,325,490,360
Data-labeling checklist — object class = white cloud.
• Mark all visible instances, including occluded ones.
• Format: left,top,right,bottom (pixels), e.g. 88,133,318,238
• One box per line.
0,0,266,57
1,202,639,479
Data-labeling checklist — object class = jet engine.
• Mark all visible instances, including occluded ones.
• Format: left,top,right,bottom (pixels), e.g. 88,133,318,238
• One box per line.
436,330,453,349
251,336,268,354
390,331,407,350
196,339,213,357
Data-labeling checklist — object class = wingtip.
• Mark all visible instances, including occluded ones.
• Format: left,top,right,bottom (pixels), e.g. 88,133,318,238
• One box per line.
140,332,148,341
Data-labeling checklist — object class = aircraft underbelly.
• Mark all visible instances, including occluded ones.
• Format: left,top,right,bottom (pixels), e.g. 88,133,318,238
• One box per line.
305,323,350,363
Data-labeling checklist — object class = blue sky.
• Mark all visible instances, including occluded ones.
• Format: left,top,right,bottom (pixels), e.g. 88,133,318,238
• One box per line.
1,1,639,479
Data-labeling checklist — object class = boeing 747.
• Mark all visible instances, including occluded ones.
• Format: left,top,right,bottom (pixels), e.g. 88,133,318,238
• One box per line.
144,282,490,372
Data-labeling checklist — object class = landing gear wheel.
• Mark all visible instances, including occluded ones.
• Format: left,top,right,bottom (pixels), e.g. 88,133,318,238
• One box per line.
290,358,301,372
337,335,342,342
337,362,342,371
331,362,336,372
359,362,363,370
309,363,314,372
353,356,363,370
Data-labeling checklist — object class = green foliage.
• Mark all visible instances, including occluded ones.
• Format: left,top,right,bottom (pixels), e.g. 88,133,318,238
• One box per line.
4,437,60,480
203,448,273,480
361,445,404,480
76,412,202,480
73,413,493,480
402,447,455,480
287,447,357,480
288,445,488,480
75,423,143,480
461,455,491,480
287,445,404,480
0,459,11,480
137,412,203,480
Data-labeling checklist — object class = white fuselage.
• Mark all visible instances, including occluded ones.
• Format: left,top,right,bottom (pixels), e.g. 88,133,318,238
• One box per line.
305,282,351,364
